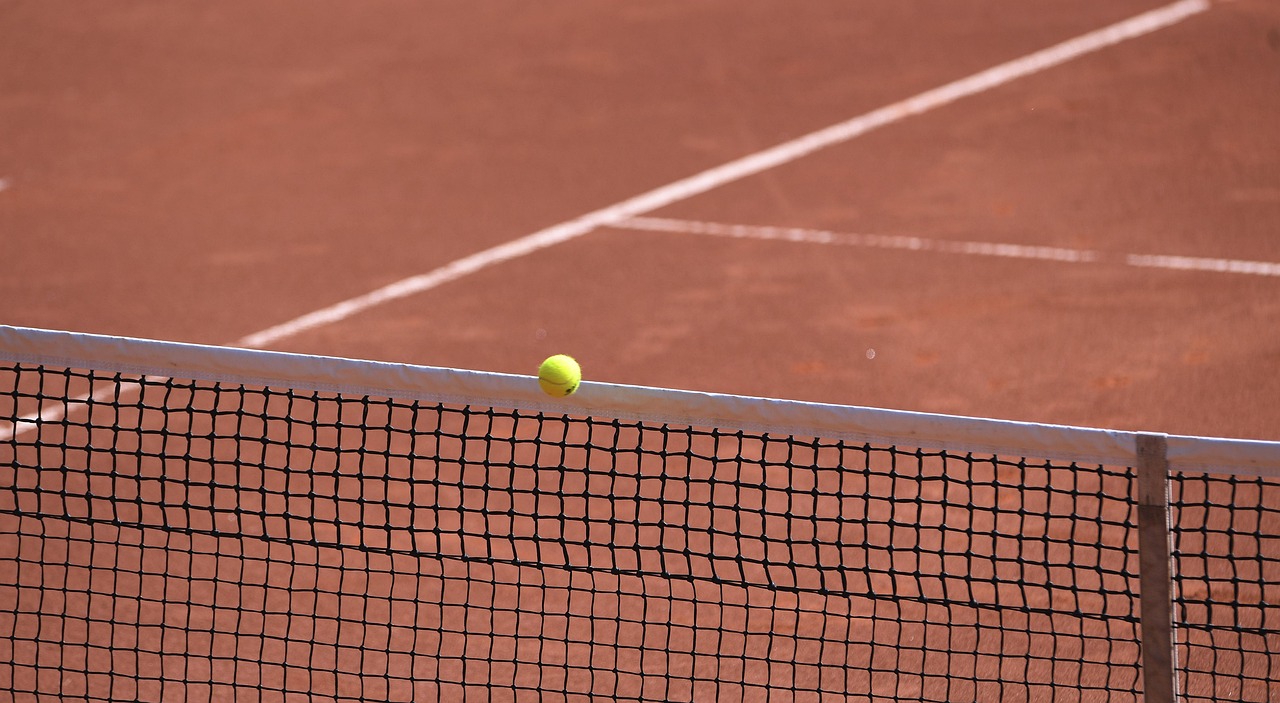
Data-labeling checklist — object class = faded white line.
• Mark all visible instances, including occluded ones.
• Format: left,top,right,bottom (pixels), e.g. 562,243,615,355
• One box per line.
617,217,1103,264
1126,253,1280,277
234,0,1208,350
613,216,1280,278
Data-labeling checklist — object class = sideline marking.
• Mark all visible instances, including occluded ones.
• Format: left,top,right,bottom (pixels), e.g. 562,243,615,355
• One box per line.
613,217,1280,278
0,0,1212,441
235,0,1209,350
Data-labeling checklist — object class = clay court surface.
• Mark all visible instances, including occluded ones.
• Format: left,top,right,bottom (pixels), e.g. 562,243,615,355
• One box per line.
4,3,1280,702
2,0,1279,440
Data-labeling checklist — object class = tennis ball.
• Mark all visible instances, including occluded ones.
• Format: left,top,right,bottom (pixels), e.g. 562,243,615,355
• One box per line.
538,354,581,397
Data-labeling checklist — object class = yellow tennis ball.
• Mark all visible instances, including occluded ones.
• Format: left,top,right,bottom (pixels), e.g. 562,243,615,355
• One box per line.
538,354,581,397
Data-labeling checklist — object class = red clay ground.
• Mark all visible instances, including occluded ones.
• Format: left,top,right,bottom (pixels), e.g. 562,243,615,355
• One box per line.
6,1,1277,441
2,3,1279,700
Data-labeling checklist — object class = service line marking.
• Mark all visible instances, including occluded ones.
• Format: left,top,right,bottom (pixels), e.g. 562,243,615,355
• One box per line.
1,0,1212,441
612,217,1280,278
234,0,1209,350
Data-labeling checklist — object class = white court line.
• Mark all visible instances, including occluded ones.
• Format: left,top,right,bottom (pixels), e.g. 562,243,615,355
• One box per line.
612,217,1280,277
2,378,154,441
235,0,1208,351
2,0,1210,442
1125,253,1280,277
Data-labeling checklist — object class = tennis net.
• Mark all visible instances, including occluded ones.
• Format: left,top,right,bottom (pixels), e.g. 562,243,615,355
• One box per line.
1,326,1277,702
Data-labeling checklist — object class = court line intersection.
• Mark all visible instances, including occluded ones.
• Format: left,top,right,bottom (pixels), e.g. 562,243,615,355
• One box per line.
234,0,1210,350
0,0,1216,441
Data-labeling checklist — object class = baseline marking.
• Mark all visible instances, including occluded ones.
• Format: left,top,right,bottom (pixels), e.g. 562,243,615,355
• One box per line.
614,217,1280,278
235,0,1209,350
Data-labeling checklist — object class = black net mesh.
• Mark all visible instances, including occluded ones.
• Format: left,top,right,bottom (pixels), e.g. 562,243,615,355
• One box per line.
1170,473,1280,702
0,362,1275,701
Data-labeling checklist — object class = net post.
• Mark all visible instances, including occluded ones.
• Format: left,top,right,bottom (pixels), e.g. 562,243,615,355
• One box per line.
1136,433,1178,703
